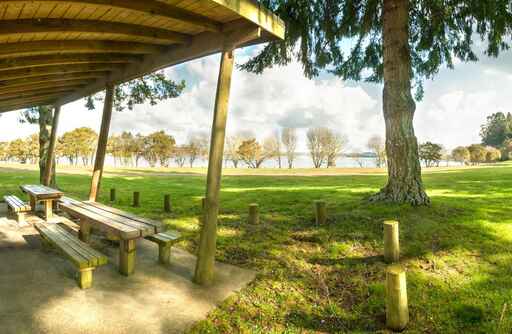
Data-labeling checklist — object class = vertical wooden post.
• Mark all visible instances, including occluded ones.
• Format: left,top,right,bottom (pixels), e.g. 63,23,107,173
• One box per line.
314,200,327,224
164,194,171,212
119,239,136,276
89,83,114,202
384,220,400,263
43,105,61,187
248,204,259,224
133,191,140,207
201,197,206,210
110,188,116,202
194,51,235,285
386,265,409,331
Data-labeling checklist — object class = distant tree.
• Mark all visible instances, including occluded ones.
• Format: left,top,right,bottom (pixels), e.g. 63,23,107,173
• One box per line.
0,142,7,162
226,131,253,168
452,146,470,166
501,139,512,161
173,146,188,167
132,134,146,168
419,142,443,167
59,127,98,166
480,112,512,148
238,139,267,168
144,131,175,167
272,129,282,168
263,135,280,167
324,130,347,167
281,127,297,169
186,133,209,167
118,132,136,166
26,133,39,164
468,144,487,165
485,147,501,163
7,139,30,163
107,134,122,167
307,127,328,168
367,135,386,168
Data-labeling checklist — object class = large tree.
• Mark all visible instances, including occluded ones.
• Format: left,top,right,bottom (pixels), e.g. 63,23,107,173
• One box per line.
480,112,512,147
20,72,184,186
245,0,508,205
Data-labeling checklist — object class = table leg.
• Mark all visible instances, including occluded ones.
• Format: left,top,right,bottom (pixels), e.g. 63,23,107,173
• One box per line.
29,196,36,212
44,200,53,220
79,220,91,243
119,239,136,276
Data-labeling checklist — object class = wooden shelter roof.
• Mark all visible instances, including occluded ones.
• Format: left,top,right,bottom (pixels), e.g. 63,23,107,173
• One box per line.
0,0,285,113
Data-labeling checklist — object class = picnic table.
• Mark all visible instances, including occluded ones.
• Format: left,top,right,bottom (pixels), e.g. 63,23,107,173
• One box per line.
20,184,63,220
58,197,165,276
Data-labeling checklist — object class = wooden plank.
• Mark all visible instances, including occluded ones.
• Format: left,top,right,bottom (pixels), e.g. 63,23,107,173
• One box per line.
0,80,89,96
0,0,221,32
0,19,192,44
0,73,105,89
0,54,141,72
59,201,140,239
0,40,163,59
0,63,121,81
20,184,63,199
87,201,163,232
0,86,79,101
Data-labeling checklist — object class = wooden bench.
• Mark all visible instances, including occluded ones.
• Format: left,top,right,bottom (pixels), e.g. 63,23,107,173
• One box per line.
145,230,182,265
35,222,108,289
4,195,31,224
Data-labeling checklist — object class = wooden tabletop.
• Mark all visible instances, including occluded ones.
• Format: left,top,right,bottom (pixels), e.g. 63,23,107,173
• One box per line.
20,184,64,200
59,197,164,240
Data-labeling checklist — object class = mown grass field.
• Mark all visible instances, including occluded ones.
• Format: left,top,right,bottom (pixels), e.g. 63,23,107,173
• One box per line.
1,163,511,333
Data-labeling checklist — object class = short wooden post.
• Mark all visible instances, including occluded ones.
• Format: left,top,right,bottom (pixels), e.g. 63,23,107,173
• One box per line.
110,188,116,202
78,268,94,289
43,105,61,187
133,191,140,207
89,83,114,202
159,244,172,265
314,200,327,224
386,265,409,331
119,239,136,276
164,194,171,212
194,50,235,286
201,197,206,210
248,203,259,224
384,220,400,263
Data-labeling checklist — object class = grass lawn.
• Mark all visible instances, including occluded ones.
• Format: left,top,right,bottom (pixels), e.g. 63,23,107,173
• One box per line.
1,163,511,333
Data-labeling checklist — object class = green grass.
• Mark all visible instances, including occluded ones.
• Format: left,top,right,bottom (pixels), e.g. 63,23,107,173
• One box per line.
1,164,512,333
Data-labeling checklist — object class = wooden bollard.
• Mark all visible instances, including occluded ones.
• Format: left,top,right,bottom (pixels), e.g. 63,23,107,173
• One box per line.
383,220,400,263
164,194,171,213
201,197,206,210
133,191,140,207
248,204,259,224
110,188,116,202
314,200,327,224
386,265,409,331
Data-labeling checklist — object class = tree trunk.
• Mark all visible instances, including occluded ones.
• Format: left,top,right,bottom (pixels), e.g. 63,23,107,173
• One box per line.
370,0,430,206
38,107,57,187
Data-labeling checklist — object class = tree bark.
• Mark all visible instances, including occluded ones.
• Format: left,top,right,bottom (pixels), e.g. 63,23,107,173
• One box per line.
370,0,430,206
38,107,57,187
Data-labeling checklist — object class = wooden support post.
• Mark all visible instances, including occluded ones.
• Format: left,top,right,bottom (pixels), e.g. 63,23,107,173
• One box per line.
386,265,409,331
248,203,259,224
79,220,91,243
110,188,116,202
89,83,114,202
384,220,400,263
201,197,206,210
133,191,140,207
30,197,36,212
314,200,327,225
159,244,172,265
119,239,136,276
44,200,53,220
194,50,235,285
43,105,61,187
78,268,94,289
164,194,171,212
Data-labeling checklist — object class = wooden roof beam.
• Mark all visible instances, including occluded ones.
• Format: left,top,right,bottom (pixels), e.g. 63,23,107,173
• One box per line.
0,19,192,45
0,94,65,112
0,64,122,81
0,86,80,101
0,0,221,32
0,80,92,95
0,54,141,72
0,73,106,89
0,41,164,59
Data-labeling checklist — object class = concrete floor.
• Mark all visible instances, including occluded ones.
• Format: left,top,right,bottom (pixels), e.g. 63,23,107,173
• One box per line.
0,204,255,334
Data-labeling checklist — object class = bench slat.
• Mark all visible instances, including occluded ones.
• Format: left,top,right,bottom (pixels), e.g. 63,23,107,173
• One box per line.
35,223,107,269
146,231,181,245
4,195,31,212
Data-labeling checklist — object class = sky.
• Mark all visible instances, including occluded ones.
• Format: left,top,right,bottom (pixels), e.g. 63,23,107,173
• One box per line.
1,45,512,153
